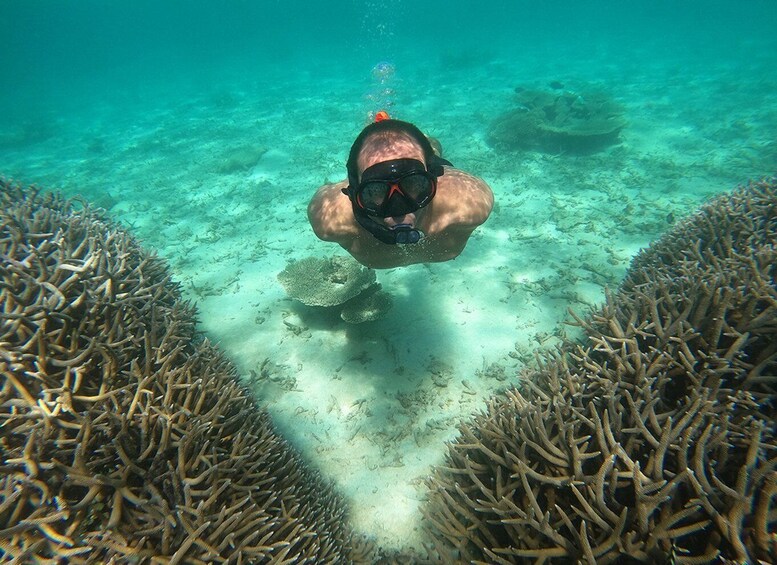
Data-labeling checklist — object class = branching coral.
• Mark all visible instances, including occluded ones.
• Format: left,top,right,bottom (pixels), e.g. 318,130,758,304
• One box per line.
0,180,354,563
424,177,777,564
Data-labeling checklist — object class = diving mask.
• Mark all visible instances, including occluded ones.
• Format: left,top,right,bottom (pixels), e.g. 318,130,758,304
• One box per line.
352,158,437,218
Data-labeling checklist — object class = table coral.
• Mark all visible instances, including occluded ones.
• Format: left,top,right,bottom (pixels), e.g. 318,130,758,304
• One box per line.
278,255,393,323
488,86,627,153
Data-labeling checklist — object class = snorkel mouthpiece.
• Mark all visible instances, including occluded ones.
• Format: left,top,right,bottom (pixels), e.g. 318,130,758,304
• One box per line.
391,224,422,244
351,212,422,245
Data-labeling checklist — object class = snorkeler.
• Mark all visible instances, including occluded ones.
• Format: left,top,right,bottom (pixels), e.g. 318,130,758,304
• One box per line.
307,114,494,269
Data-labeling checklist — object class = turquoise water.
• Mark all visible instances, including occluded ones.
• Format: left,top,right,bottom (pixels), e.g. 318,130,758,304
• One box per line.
3,1,775,185
2,0,776,549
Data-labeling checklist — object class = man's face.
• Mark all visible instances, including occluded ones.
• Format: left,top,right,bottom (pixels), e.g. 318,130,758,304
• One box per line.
356,135,428,229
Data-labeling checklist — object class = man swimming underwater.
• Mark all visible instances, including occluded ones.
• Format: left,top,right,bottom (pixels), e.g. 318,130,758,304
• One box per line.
307,113,494,269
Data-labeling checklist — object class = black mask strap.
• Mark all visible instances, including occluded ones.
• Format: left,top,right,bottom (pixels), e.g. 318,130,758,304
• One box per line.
430,155,453,170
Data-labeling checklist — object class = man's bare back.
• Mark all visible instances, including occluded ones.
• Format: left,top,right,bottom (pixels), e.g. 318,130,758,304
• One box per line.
308,118,493,269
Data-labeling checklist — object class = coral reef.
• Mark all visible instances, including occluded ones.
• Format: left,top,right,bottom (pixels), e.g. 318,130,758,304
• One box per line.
488,87,626,153
0,180,355,563
279,255,377,307
279,255,393,323
215,145,268,174
340,288,393,324
424,178,777,563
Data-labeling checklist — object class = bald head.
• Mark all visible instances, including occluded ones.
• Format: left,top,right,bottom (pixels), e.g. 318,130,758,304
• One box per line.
356,130,426,179
346,119,437,189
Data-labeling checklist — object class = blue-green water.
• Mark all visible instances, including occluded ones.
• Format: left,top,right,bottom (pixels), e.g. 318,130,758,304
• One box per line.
2,0,775,228
3,1,776,131
2,0,776,548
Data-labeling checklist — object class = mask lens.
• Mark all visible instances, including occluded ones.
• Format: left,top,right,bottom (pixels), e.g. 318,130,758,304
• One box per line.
358,181,390,212
399,174,432,201
354,158,437,216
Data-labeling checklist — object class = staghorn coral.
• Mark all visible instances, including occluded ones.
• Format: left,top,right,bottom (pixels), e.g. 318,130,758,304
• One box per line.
424,177,777,564
618,177,777,418
0,180,354,563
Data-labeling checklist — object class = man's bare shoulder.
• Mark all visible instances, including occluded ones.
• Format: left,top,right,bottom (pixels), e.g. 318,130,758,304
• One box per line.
311,179,348,201
307,180,358,242
440,167,491,192
436,167,494,228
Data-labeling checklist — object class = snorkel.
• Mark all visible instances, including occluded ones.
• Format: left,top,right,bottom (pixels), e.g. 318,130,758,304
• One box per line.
352,213,422,245
343,112,451,245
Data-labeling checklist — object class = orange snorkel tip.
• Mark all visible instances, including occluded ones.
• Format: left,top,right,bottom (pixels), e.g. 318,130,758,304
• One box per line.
374,110,390,122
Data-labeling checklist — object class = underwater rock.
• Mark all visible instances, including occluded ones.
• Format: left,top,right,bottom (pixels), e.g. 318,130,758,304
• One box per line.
488,86,626,153
279,255,392,323
0,180,355,563
424,177,777,564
